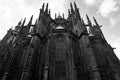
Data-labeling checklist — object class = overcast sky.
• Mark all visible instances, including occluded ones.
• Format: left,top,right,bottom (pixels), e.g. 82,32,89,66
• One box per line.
0,0,120,59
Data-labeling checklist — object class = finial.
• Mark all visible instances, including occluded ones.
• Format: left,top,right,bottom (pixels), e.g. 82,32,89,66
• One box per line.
22,18,26,26
18,19,22,26
74,2,77,10
93,17,99,26
86,14,92,25
28,15,33,25
45,3,48,13
70,3,74,13
42,3,45,12
30,15,33,22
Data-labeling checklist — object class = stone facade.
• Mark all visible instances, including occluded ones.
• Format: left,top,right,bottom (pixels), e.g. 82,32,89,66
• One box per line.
0,2,120,80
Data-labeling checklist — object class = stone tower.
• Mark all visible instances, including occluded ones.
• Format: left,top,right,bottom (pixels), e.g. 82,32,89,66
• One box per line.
0,2,120,80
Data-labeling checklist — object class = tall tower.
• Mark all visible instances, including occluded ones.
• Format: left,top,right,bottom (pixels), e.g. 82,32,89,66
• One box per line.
0,2,120,80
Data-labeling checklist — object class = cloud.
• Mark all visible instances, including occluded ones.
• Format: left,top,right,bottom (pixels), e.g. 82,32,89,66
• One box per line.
97,0,119,17
83,0,97,6
109,18,120,27
0,0,36,39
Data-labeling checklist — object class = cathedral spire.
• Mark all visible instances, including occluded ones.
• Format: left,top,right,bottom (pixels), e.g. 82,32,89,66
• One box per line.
74,2,77,10
41,3,45,12
93,17,101,27
21,18,26,26
18,19,22,26
74,2,81,21
45,3,48,13
86,14,92,26
70,3,74,13
28,15,33,26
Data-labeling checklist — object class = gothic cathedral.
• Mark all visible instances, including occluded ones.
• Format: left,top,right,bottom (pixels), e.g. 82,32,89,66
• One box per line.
0,2,120,80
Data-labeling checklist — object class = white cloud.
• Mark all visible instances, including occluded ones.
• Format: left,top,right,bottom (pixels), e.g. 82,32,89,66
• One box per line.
109,18,120,27
83,0,97,6
97,0,119,17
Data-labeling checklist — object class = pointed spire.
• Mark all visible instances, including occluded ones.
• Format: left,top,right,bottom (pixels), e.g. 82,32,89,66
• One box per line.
22,18,26,26
45,3,48,13
28,15,33,25
18,19,22,26
70,3,74,13
30,15,33,22
86,14,92,26
93,17,99,26
42,3,45,12
74,2,77,10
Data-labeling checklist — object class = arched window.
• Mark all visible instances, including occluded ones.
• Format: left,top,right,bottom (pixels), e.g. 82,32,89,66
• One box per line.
55,25,64,29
